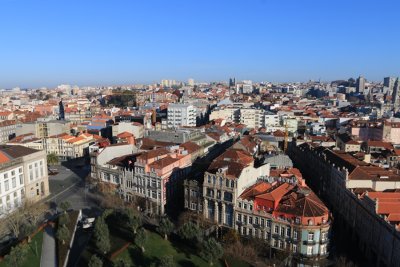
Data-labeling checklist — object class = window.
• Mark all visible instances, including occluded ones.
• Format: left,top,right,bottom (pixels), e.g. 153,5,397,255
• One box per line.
279,241,284,249
293,230,298,240
243,203,247,209
286,227,291,237
293,244,297,253
243,215,247,224
249,216,253,224
307,246,313,255
280,227,285,237
274,225,279,234
12,178,16,188
4,180,9,191
238,202,242,208
255,217,259,225
321,232,328,241
308,232,314,241
237,214,242,222
190,202,197,210
207,175,211,183
321,244,327,255
11,170,15,176
219,177,223,187
226,179,230,187
267,220,271,228
231,181,234,188
261,218,265,227
19,175,23,185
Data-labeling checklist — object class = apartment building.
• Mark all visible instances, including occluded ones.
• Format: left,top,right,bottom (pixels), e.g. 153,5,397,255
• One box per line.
0,120,16,144
290,143,400,267
236,179,330,262
124,145,194,215
239,108,264,130
201,148,270,227
0,145,49,217
15,119,71,138
209,107,240,123
167,103,197,128
43,132,96,160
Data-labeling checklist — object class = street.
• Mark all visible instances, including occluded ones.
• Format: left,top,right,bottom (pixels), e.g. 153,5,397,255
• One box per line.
47,159,97,213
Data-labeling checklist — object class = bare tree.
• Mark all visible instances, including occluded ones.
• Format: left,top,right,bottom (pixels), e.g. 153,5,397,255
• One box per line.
5,210,25,238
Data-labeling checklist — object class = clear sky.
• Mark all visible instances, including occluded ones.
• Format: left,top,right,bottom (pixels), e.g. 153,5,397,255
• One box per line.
0,0,399,88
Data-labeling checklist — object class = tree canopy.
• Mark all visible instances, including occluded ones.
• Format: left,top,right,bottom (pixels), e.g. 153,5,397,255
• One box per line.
94,218,110,254
200,238,223,266
157,217,174,240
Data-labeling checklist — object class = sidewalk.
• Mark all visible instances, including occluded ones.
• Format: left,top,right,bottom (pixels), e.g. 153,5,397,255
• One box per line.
40,225,57,267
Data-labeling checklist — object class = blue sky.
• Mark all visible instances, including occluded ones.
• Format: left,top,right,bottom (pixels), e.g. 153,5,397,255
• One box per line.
0,0,399,88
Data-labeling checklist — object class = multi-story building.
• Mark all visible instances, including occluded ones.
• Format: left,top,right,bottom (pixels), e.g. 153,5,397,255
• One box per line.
0,145,49,217
43,132,96,160
167,103,197,128
15,119,71,139
90,143,137,183
112,121,144,140
289,143,400,267
0,120,16,144
125,145,194,215
209,106,240,123
236,178,330,262
202,148,270,227
239,108,264,130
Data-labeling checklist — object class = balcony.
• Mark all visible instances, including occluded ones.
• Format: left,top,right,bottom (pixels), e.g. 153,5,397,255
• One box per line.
303,240,317,245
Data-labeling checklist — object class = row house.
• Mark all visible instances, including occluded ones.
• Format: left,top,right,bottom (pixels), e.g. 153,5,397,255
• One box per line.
43,132,97,160
289,143,400,267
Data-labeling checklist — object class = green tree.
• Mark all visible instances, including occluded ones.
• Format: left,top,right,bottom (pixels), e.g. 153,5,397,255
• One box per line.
113,258,132,267
158,255,175,267
128,213,142,235
47,153,59,165
177,221,202,243
200,238,223,266
5,243,28,267
58,213,70,226
94,218,110,254
56,225,70,245
59,201,71,213
157,217,174,240
88,254,103,267
135,228,147,253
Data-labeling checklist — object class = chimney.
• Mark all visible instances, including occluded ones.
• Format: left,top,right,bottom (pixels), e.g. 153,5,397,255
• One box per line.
363,153,371,163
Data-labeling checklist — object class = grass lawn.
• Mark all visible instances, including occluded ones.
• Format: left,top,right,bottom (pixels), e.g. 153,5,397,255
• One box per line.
0,230,44,267
115,231,232,267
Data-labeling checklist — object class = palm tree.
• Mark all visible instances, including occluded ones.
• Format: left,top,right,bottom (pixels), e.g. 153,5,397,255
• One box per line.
47,153,59,166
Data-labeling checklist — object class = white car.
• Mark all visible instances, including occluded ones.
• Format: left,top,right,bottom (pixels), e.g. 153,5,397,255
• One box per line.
82,223,92,229
85,217,95,224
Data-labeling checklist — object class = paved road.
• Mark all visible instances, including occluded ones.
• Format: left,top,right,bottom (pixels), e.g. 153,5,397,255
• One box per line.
47,161,95,212
40,226,56,267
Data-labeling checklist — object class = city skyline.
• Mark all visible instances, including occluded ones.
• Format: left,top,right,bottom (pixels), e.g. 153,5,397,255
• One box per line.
1,0,400,88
